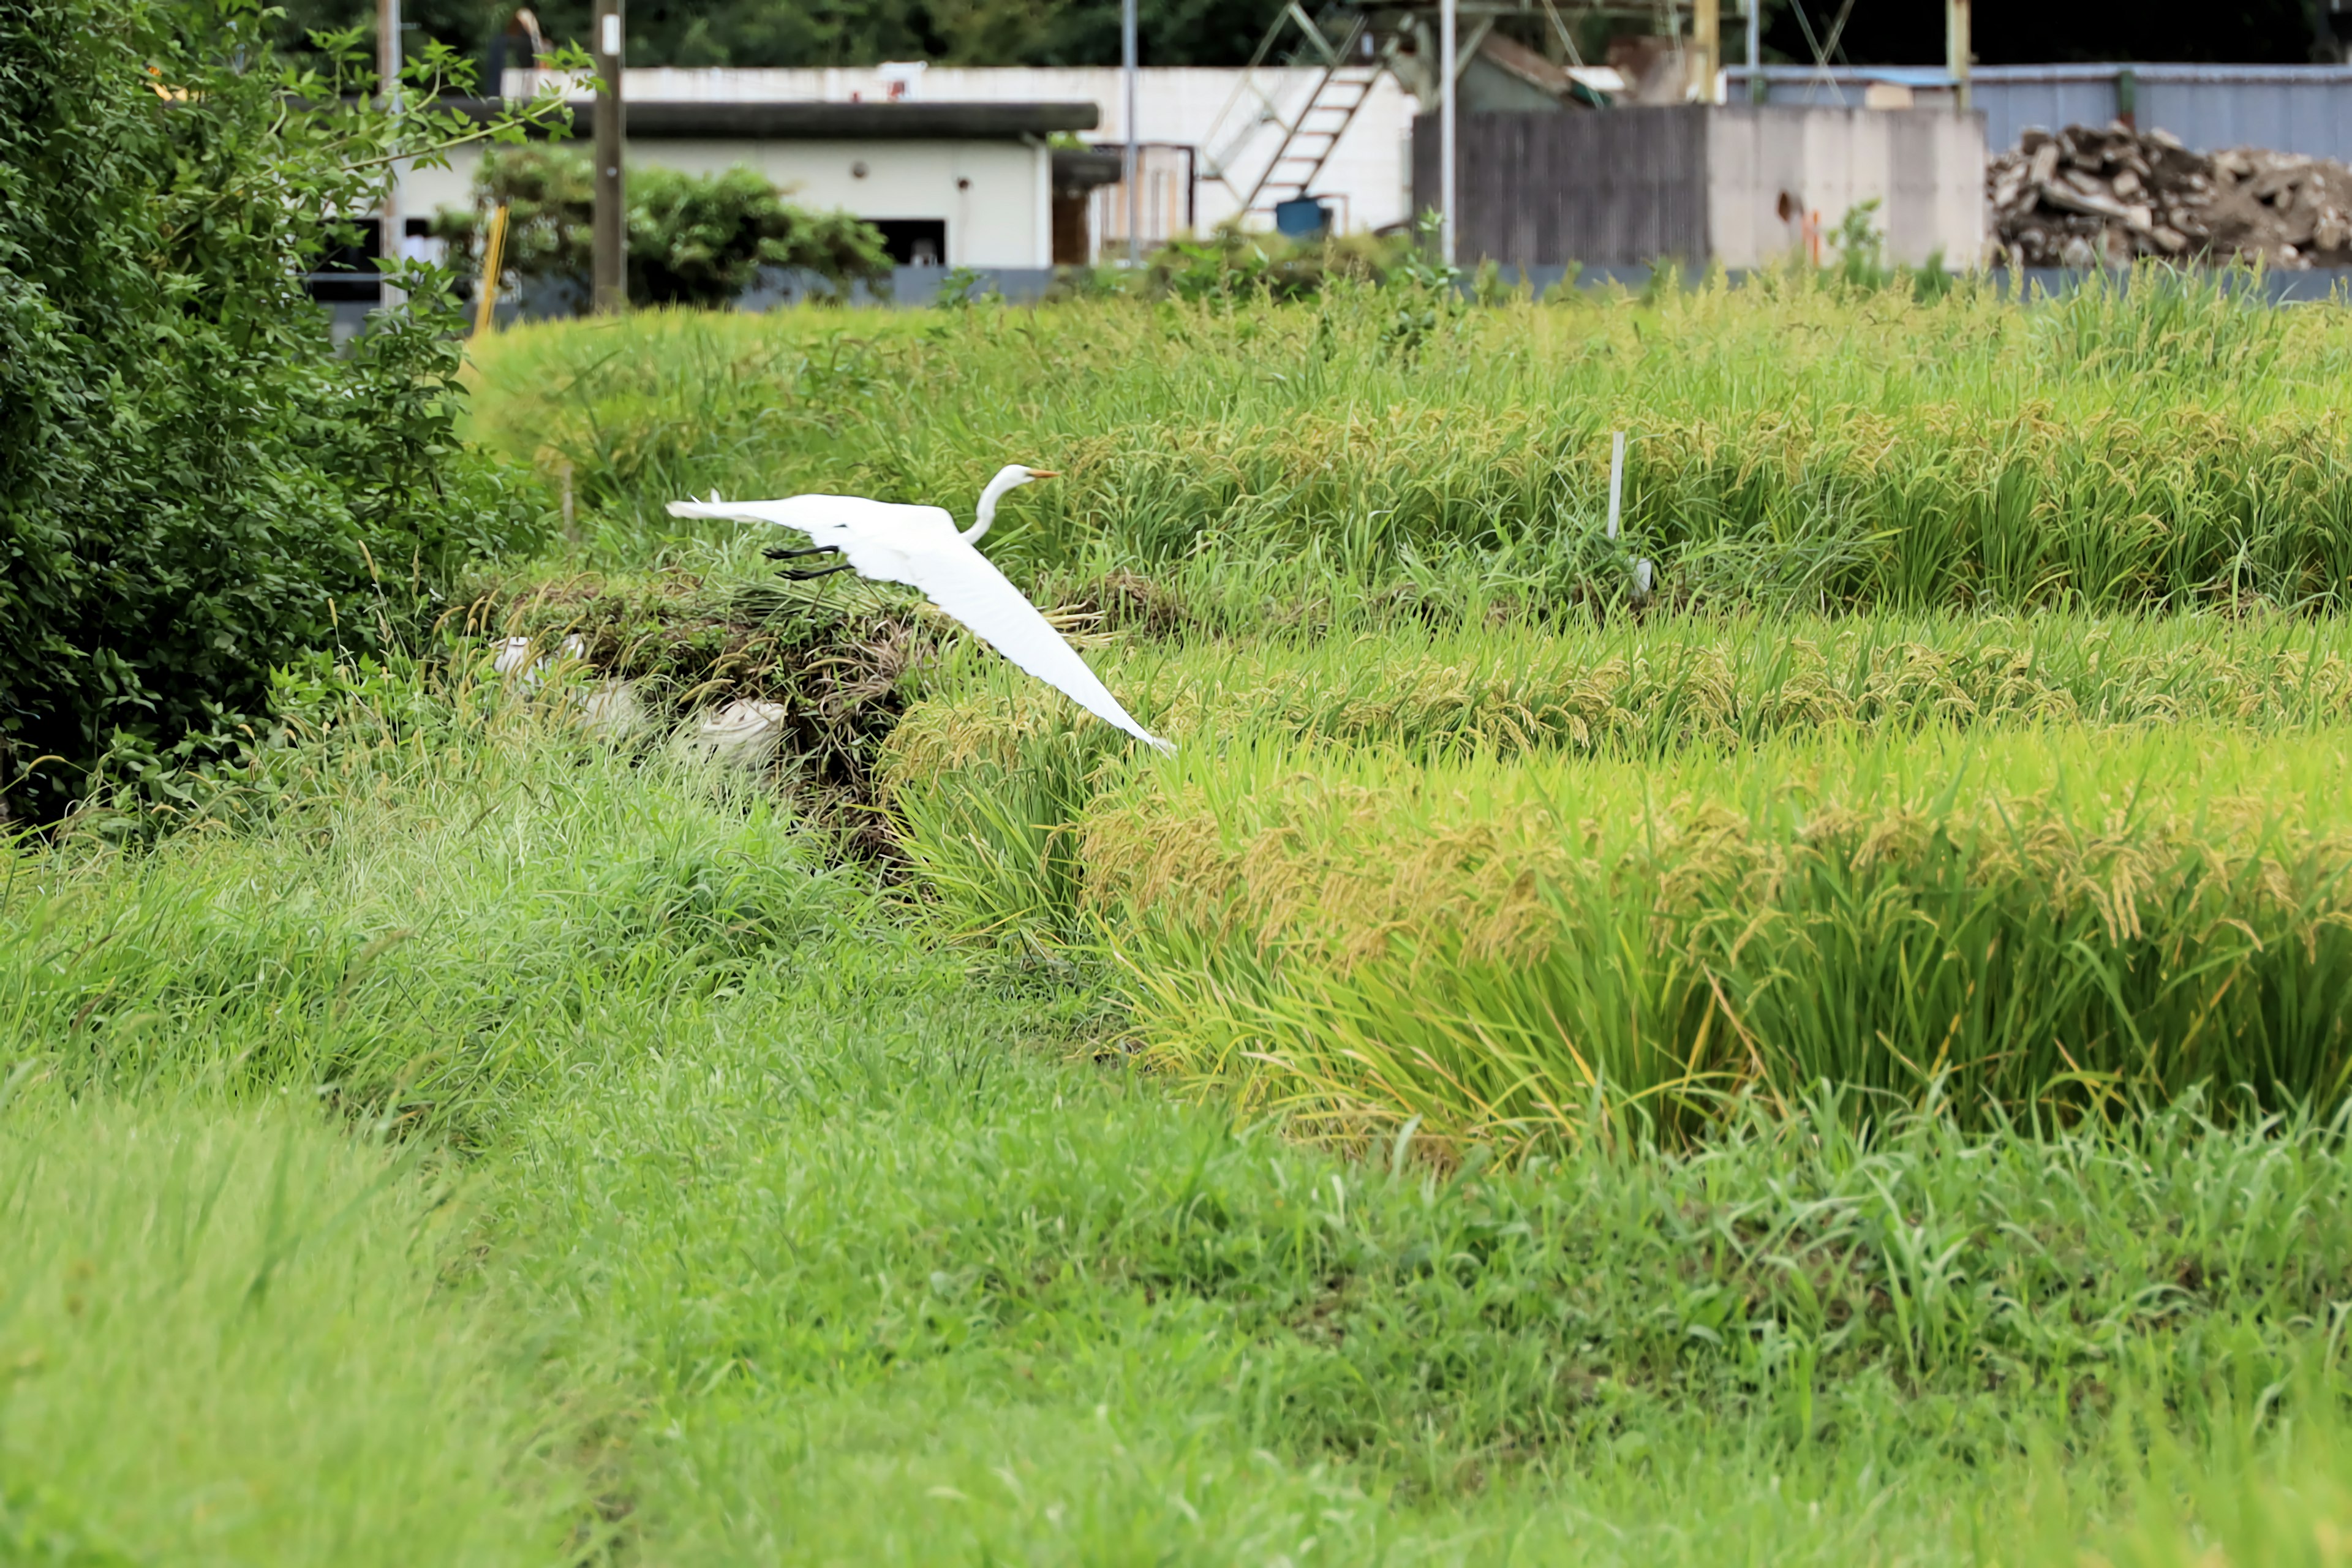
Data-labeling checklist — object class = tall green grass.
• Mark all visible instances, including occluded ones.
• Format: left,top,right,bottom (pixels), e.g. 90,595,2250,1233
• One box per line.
1,657,864,1147
465,273,2352,611
0,1093,598,1563
19,658,2352,1560
1087,724,2352,1148
881,614,2352,1146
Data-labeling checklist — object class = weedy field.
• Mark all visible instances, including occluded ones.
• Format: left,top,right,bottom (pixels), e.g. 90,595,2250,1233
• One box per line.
12,270,2352,1563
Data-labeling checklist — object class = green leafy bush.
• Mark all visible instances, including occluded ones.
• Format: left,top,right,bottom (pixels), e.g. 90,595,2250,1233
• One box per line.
436,146,891,306
0,0,567,822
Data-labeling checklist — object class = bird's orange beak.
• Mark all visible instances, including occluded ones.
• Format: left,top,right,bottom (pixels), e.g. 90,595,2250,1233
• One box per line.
1027,469,1059,479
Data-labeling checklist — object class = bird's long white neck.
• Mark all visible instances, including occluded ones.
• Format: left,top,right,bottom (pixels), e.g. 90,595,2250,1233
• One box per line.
965,467,1028,543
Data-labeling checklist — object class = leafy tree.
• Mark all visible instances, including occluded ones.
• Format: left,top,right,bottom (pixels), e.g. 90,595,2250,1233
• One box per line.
0,0,577,821
433,145,891,304
299,0,2332,72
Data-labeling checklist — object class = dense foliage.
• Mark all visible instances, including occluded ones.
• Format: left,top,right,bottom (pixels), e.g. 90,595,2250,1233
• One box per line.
434,145,892,306
272,0,2329,74
0,0,564,821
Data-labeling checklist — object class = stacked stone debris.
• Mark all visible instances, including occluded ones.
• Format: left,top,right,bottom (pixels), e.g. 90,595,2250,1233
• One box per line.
1988,121,2352,270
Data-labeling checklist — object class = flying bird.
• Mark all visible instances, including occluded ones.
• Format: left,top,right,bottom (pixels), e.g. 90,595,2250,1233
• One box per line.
667,464,1173,753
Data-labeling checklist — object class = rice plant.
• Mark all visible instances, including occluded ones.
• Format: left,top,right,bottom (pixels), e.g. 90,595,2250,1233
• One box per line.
465,273,2352,611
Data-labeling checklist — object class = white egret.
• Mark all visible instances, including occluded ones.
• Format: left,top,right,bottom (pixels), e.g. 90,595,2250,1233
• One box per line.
667,465,1174,753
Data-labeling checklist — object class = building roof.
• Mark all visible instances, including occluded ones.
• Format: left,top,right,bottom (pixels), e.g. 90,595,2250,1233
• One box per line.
440,97,1100,140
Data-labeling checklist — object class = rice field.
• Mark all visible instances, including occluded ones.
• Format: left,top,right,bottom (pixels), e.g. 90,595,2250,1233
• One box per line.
469,270,2352,611
21,270,2352,1561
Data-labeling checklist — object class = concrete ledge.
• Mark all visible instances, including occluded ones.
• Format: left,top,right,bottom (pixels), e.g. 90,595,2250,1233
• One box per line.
431,97,1099,140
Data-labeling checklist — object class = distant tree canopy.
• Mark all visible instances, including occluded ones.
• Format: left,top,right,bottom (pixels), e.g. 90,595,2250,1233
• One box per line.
1762,0,2324,68
283,0,1295,70
289,0,2332,71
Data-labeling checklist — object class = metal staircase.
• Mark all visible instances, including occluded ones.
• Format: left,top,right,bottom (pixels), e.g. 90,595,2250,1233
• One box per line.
1200,6,1392,224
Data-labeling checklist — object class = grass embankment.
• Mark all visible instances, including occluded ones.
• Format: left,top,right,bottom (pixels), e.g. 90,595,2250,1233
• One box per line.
12,699,2352,1562
18,275,2352,1561
469,272,2352,612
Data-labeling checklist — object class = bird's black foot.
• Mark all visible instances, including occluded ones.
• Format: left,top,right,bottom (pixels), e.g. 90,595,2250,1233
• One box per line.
779,563,853,581
763,544,840,562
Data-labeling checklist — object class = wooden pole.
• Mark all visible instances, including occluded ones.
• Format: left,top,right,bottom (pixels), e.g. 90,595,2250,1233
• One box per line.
592,0,625,314
1693,0,1719,103
474,203,510,338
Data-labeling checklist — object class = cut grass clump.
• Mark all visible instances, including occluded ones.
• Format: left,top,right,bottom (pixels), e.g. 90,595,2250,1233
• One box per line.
461,568,943,825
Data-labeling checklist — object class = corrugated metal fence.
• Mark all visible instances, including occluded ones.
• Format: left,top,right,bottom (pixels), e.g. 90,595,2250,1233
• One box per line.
1411,107,1710,270
1725,65,2352,160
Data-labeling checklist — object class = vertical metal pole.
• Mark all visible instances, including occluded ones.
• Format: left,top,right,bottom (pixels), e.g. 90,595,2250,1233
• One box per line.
594,0,626,313
1693,0,1719,102
1123,0,1139,263
1947,0,1971,114
1439,0,1457,265
1746,0,1764,102
379,0,401,273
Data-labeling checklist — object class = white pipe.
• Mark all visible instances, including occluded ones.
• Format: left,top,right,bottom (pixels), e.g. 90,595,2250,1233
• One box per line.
1439,0,1457,265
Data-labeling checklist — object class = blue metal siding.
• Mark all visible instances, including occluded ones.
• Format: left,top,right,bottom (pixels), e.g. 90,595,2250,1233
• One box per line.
2138,76,2352,159
1973,80,2127,149
1727,66,2352,160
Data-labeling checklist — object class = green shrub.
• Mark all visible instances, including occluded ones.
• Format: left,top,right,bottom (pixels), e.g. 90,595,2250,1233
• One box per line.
436,146,892,306
0,0,564,822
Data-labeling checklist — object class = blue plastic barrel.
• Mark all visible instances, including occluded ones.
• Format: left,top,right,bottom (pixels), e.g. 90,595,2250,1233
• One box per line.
1273,197,1332,239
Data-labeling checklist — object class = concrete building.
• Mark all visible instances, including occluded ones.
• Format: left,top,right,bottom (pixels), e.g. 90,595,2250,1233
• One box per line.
466,64,1426,249
396,99,1100,269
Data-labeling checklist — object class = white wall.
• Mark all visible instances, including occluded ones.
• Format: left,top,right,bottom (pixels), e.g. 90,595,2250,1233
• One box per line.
501,66,1419,235
1706,107,1985,270
650,138,1047,266
397,136,1053,267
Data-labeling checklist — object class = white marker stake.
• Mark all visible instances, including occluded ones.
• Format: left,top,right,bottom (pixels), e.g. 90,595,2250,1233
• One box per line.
1606,430,1626,540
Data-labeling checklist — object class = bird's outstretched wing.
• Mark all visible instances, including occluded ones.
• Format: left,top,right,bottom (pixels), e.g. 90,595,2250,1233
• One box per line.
665,493,888,546
902,547,1174,755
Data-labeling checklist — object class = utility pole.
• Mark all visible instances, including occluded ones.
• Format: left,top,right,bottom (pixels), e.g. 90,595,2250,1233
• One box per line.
1122,0,1139,265
1746,0,1763,102
1439,0,1456,265
1692,0,1719,102
1947,0,1971,115
379,0,401,275
593,0,625,313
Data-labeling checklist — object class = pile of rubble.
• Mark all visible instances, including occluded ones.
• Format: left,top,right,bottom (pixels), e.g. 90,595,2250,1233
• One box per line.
1988,121,2352,270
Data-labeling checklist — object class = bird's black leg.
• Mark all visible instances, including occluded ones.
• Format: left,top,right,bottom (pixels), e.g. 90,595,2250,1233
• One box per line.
779,562,854,581
763,543,840,562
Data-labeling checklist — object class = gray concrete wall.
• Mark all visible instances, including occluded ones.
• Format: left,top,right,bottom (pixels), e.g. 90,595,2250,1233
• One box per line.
1412,105,1982,270
1706,107,1986,270
1413,107,1714,268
